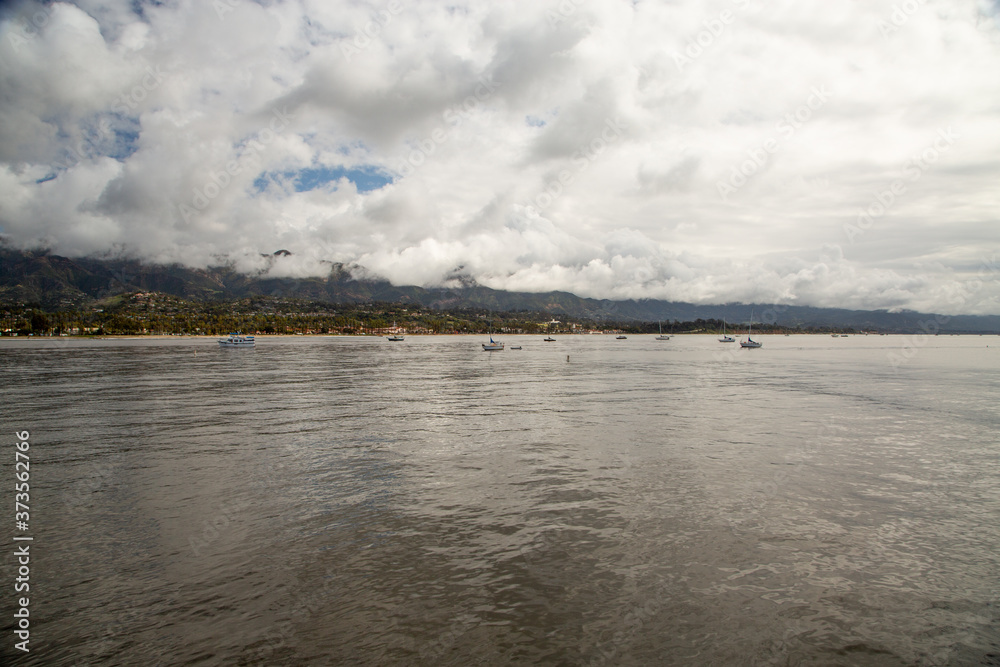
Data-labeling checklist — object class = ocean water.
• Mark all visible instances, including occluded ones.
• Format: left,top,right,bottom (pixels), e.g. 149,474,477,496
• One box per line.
1,334,998,666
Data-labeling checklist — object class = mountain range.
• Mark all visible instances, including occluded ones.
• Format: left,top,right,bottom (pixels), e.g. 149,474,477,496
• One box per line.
2,247,999,333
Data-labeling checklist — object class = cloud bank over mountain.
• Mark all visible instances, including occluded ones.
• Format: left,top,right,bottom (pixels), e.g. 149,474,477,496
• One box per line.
1,0,998,313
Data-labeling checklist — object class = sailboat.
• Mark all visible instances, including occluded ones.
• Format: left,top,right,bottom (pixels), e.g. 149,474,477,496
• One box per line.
719,318,735,343
386,320,403,341
482,319,503,351
656,321,670,340
740,311,762,348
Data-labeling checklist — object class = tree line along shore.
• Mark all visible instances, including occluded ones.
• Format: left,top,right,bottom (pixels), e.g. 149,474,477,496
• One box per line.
0,292,864,337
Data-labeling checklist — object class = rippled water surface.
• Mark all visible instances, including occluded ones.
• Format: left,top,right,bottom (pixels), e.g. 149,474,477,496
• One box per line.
2,334,999,665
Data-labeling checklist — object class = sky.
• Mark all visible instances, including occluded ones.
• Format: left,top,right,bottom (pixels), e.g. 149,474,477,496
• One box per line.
0,0,998,314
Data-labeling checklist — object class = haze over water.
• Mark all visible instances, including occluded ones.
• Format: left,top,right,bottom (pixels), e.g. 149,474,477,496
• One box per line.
2,335,999,665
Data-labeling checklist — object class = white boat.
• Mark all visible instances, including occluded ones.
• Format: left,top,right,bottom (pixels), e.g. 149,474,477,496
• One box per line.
740,312,762,348
483,337,504,351
655,321,670,340
719,319,735,343
483,320,503,351
219,332,255,348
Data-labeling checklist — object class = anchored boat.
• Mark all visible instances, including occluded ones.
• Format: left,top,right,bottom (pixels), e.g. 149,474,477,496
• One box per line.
483,337,504,351
719,319,735,343
740,312,762,348
387,320,404,341
483,319,503,351
219,332,255,348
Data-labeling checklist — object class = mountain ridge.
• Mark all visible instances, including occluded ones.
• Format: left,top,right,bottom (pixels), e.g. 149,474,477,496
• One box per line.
2,247,999,332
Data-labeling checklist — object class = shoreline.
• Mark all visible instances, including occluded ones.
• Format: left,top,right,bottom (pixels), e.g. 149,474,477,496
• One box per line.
0,332,989,341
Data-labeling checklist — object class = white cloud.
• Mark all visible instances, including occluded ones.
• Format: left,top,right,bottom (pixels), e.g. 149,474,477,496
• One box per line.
0,0,998,314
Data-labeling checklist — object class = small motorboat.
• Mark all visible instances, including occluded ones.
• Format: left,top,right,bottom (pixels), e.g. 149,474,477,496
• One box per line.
543,337,555,342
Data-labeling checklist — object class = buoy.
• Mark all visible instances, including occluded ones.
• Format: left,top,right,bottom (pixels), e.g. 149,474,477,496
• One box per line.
566,355,570,362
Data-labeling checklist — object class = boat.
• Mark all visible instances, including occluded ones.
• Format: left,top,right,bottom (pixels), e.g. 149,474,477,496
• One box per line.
219,332,255,348
740,312,762,348
483,337,504,351
386,321,404,341
719,318,735,343
510,345,522,350
616,335,627,340
483,320,503,351
655,321,670,340
387,335,404,341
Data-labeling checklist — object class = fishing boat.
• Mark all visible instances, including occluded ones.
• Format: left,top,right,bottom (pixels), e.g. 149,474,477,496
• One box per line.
740,312,762,348
219,332,255,348
656,321,670,340
719,319,735,343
